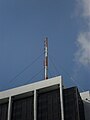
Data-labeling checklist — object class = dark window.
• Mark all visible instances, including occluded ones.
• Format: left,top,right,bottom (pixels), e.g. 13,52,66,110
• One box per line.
0,102,8,120
11,96,34,120
37,89,61,120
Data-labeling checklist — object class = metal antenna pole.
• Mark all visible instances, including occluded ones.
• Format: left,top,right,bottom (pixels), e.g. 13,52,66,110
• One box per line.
44,37,48,80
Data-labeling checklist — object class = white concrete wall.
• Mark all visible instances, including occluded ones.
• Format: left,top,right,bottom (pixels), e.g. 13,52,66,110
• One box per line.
80,91,90,120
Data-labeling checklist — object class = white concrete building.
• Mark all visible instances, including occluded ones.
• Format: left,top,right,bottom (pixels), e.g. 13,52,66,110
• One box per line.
80,91,90,120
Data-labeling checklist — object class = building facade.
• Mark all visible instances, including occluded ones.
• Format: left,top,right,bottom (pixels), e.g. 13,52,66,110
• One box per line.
0,76,85,120
63,87,85,120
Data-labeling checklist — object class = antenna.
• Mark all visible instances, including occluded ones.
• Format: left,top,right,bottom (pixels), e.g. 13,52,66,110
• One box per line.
44,37,48,80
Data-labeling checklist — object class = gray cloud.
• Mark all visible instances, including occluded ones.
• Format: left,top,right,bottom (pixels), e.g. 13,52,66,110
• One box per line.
75,0,90,67
81,0,90,17
75,32,90,66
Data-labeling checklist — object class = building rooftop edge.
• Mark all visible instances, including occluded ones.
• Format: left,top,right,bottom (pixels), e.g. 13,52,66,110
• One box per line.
0,76,62,99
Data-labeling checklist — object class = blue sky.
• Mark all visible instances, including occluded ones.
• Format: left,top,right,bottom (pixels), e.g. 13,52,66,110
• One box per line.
0,0,90,91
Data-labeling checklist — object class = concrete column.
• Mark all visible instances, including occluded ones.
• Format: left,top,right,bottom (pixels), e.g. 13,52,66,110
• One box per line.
59,77,64,120
34,90,37,120
7,96,12,120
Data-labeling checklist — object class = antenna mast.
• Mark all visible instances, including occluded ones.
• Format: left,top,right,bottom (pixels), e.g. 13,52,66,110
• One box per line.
44,37,48,80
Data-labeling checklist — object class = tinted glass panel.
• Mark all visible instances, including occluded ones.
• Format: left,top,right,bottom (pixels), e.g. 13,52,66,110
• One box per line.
0,102,8,120
63,87,85,120
37,89,61,120
11,96,34,120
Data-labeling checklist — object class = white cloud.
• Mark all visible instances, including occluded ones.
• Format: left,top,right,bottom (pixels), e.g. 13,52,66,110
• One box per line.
76,0,90,17
75,32,90,66
75,0,90,67
81,0,90,17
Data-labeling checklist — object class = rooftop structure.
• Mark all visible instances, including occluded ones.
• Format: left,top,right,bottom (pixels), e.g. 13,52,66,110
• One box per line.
80,91,90,120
